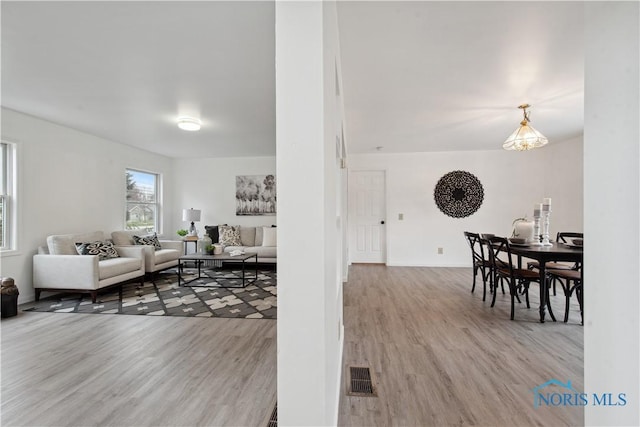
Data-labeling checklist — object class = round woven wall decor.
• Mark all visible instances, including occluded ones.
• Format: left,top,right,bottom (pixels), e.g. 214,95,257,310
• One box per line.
434,170,484,218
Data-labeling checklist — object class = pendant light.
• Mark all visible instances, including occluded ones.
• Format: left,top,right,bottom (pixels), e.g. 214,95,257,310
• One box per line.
503,104,548,151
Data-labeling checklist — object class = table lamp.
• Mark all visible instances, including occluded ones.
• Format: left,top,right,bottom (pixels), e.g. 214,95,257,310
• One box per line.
182,208,201,236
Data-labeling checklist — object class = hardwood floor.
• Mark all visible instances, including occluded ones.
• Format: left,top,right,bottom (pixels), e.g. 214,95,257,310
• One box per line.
1,313,276,427
338,265,584,426
2,266,583,426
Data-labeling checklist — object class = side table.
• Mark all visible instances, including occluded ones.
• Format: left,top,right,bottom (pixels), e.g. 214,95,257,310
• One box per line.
183,236,199,255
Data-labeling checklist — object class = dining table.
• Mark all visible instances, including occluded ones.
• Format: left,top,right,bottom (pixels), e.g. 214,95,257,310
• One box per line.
509,242,583,323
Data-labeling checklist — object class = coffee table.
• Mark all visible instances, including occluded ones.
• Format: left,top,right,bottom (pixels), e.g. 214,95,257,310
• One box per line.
178,252,258,288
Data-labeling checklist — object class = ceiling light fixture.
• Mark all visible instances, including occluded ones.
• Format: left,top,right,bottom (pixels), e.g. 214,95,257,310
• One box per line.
177,117,201,131
503,104,548,151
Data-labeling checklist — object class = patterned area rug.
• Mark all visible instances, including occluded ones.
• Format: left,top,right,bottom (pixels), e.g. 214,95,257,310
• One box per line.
24,268,277,319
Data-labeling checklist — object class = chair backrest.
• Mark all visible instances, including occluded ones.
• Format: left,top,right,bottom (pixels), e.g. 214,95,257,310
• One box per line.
556,232,584,243
464,231,486,266
487,236,515,278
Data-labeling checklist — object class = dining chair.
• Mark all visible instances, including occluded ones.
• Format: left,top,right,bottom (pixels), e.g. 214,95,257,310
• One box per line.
479,235,505,297
528,231,584,295
546,268,583,324
488,236,556,321
463,232,492,301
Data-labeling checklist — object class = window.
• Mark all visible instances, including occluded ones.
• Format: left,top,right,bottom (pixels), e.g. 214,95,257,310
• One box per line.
0,141,16,251
125,169,160,233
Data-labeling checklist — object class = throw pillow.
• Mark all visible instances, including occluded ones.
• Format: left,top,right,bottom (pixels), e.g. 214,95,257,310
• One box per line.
204,225,222,243
218,225,242,246
75,241,120,260
133,233,162,250
262,227,277,247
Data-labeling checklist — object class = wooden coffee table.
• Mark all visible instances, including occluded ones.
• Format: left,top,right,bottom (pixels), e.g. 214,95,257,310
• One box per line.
177,252,258,288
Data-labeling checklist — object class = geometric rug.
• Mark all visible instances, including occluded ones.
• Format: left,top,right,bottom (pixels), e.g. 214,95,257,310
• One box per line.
23,268,277,319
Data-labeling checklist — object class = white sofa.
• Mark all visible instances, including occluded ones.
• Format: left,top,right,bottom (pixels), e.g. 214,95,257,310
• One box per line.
218,226,277,263
111,230,182,277
33,231,145,302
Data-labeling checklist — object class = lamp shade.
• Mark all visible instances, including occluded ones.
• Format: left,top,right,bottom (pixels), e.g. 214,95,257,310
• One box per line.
503,104,548,151
182,208,201,222
502,122,549,151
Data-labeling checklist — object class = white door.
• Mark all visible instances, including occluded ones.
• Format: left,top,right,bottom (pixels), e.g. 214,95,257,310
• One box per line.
349,170,386,263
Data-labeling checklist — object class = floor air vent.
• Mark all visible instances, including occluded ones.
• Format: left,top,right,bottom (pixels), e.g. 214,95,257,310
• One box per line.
267,403,277,427
348,366,377,397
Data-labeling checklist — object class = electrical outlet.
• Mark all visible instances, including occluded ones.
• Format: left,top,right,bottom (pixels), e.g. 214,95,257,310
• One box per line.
437,247,444,254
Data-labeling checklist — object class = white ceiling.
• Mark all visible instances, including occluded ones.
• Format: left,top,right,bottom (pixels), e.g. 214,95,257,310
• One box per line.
337,1,584,153
2,1,584,158
1,1,276,159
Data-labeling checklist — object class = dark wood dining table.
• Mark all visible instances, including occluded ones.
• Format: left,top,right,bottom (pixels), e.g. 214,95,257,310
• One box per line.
509,243,583,323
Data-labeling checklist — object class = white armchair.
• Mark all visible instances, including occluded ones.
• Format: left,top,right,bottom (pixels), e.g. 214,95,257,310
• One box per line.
111,231,182,278
33,231,145,303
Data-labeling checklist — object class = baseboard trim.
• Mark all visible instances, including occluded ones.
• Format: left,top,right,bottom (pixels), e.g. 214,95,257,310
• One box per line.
385,262,469,268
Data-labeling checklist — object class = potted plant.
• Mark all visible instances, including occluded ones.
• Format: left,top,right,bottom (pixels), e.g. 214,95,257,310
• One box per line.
205,244,214,255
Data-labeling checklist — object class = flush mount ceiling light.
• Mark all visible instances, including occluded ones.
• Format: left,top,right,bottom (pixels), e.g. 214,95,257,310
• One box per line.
503,104,548,151
177,117,201,131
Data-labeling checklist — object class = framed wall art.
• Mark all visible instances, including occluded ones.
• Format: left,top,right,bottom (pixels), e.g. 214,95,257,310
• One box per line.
236,175,276,216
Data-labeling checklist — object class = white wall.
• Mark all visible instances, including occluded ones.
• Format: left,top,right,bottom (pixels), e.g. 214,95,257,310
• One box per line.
323,1,346,424
0,108,175,301
584,2,639,425
276,1,344,425
348,136,583,267
171,156,276,235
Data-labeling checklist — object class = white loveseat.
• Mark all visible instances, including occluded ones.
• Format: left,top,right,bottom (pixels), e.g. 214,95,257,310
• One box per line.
33,231,145,302
111,230,183,277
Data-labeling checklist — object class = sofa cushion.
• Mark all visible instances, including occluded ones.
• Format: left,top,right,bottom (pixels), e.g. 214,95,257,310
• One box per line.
247,246,277,258
219,225,242,246
47,231,105,255
154,248,181,264
255,225,276,246
204,225,224,244
75,241,120,261
111,230,136,246
133,233,162,250
98,257,141,280
223,246,277,258
262,227,277,246
240,227,256,246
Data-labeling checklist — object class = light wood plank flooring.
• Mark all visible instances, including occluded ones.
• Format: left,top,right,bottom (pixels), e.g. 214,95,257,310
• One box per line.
338,265,584,426
2,266,583,427
1,313,276,427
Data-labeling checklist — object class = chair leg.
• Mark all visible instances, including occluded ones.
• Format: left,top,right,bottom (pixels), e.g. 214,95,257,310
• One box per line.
471,265,478,293
481,267,488,301
564,282,572,323
491,276,500,307
91,291,98,303
35,289,42,301
545,282,557,322
576,285,583,325
509,281,516,320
